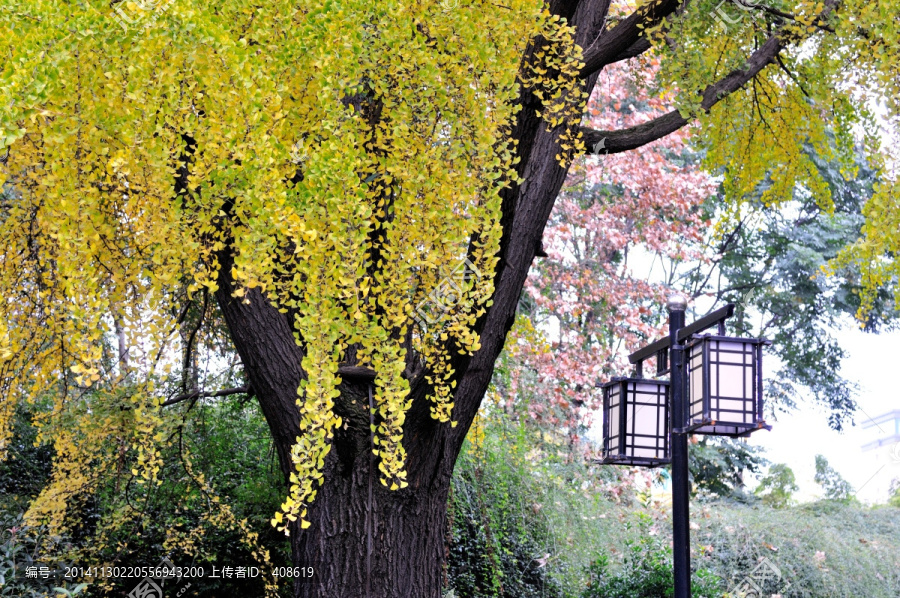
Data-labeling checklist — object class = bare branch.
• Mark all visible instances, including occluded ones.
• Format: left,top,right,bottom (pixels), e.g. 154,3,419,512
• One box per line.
161,385,252,407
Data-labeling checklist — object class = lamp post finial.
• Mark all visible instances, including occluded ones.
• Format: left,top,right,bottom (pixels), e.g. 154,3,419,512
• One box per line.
667,294,688,312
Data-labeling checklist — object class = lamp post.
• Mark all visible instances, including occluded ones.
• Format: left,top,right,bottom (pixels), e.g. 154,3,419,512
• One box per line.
598,297,771,598
667,295,691,598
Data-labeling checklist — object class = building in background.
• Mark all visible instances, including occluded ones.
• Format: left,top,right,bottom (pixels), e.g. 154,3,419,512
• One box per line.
860,410,900,500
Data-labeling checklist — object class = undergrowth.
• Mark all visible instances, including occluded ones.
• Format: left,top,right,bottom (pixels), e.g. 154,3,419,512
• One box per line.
445,413,900,597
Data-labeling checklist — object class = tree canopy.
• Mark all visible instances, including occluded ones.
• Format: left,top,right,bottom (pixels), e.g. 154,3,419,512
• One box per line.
0,0,567,532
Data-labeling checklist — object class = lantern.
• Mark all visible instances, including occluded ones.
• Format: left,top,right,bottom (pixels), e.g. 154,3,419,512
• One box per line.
683,334,771,437
599,377,670,466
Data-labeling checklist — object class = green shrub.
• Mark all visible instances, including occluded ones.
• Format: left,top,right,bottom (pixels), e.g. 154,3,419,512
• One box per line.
0,508,87,598
74,398,292,597
446,419,566,598
0,407,54,502
694,500,900,597
582,514,723,598
447,412,900,598
1,398,292,598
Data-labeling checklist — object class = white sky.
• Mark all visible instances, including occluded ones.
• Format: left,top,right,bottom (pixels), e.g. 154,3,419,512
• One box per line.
747,325,900,503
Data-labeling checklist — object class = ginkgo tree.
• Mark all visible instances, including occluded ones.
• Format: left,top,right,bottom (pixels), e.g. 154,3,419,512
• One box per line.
1,0,897,596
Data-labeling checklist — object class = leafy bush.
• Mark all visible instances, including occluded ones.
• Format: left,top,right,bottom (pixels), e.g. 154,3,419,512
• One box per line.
0,508,87,598
0,407,54,501
74,398,292,597
1,397,292,598
447,412,900,598
446,418,566,598
582,514,723,598
694,500,900,597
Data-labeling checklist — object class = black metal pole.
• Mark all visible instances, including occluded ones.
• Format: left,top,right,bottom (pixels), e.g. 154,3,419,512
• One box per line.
668,295,691,598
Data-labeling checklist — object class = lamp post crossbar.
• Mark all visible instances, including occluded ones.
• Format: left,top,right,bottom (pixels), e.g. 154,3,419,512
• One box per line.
627,303,735,367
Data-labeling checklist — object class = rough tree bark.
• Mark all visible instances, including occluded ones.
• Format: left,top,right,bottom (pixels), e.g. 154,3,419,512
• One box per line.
208,0,810,594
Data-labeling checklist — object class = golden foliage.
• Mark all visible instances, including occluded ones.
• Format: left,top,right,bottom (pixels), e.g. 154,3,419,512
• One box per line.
0,0,590,539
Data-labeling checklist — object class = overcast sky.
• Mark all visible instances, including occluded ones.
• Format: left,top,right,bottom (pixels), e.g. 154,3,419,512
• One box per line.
749,325,900,503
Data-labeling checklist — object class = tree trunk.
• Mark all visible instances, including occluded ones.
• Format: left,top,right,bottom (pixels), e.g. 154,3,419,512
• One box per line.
215,255,461,598
209,2,688,596
216,279,460,597
289,422,452,598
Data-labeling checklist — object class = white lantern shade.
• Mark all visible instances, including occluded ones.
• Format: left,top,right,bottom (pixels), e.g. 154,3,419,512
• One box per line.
600,378,670,466
685,334,770,436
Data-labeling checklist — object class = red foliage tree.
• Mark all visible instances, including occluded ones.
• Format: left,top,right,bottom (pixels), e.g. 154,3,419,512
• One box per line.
500,58,714,439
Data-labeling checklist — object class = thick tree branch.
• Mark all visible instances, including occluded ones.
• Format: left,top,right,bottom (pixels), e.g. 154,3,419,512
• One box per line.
581,109,687,155
579,0,681,77
573,0,615,54
580,29,786,154
337,365,377,382
580,0,840,154
161,385,252,407
611,37,653,63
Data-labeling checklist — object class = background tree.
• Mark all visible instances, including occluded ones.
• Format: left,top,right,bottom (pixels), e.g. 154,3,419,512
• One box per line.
675,146,897,430
688,438,764,502
754,463,799,508
1,0,898,597
814,454,854,502
495,56,712,448
499,60,890,503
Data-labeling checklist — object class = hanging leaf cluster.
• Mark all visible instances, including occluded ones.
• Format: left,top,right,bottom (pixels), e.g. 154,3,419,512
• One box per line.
0,0,592,534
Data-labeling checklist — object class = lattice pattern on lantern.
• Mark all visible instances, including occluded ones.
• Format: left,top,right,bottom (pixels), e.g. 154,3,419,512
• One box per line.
600,378,670,467
685,335,771,437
